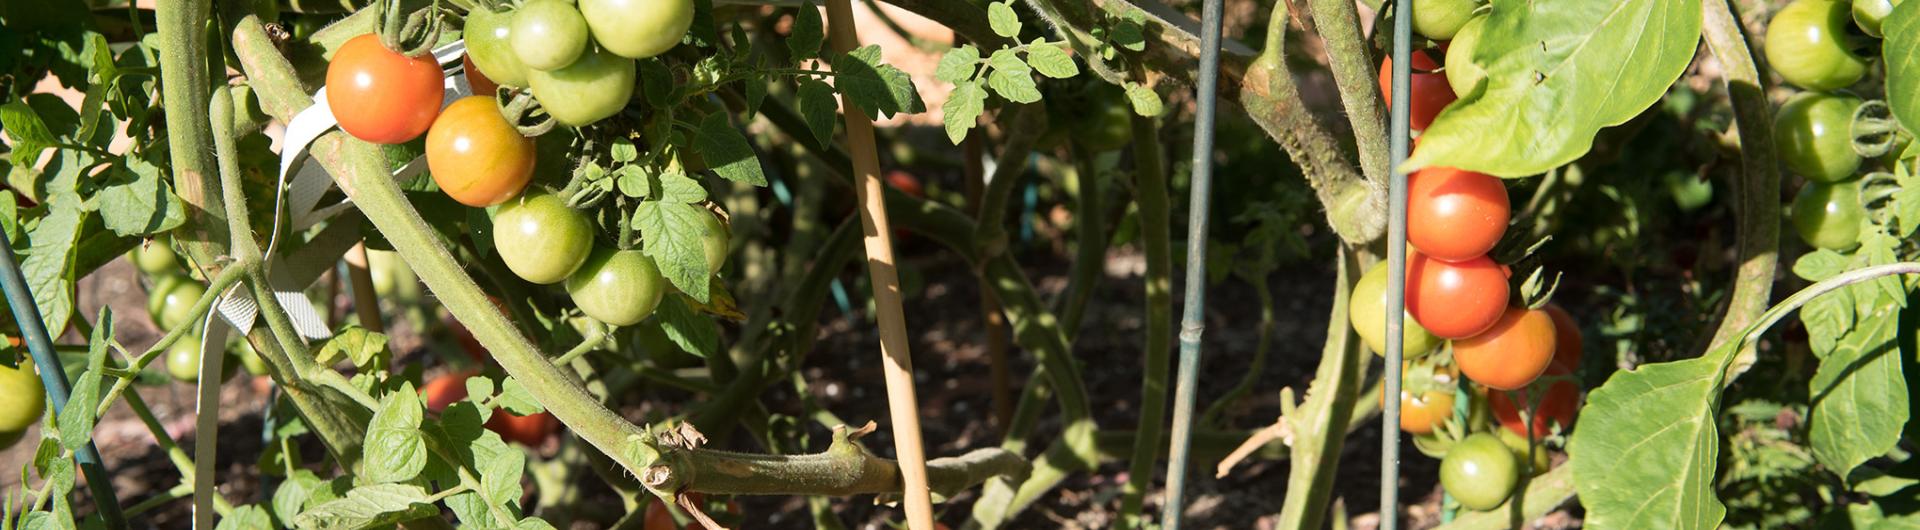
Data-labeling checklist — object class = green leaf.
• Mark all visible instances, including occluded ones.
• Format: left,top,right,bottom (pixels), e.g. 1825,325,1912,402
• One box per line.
633,200,712,302
986,68,1041,104
1568,354,1726,529
987,1,1022,38
1795,249,1852,281
1025,41,1078,78
96,157,186,237
476,433,527,506
657,295,719,358
464,376,496,405
292,483,436,530
614,165,654,198
639,59,672,108
1887,0,1920,135
0,102,59,160
515,518,559,530
22,197,82,338
789,2,824,60
273,470,328,523
1893,163,1920,238
496,376,545,416
610,136,639,163
986,48,1026,74
831,45,923,120
1109,18,1146,52
1809,298,1908,479
695,112,766,186
215,505,273,530
363,384,428,484
936,45,981,83
942,81,988,145
1861,232,1908,308
658,169,706,203
469,205,496,259
58,309,110,453
1804,285,1854,358
442,492,498,530
796,78,839,148
1124,82,1164,117
1404,0,1702,177
315,327,390,370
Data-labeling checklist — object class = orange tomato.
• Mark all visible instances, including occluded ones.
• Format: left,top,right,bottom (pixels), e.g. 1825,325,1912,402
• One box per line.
1454,307,1556,390
1490,360,1579,438
425,96,535,206
1543,304,1583,368
326,34,445,144
1405,251,1509,339
1377,48,1458,131
1407,166,1509,261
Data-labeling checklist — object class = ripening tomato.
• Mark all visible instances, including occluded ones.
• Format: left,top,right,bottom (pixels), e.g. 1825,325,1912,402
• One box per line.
1773,92,1864,184
580,0,696,59
463,5,529,87
463,53,499,96
510,0,590,71
130,235,180,275
1444,15,1489,96
1393,384,1457,435
1440,433,1518,511
1377,49,1456,131
1490,360,1579,438
426,96,535,207
1407,166,1509,261
701,211,730,275
148,276,208,331
1454,307,1556,391
1791,179,1867,251
493,191,594,284
422,371,476,413
527,47,636,126
326,33,445,144
1543,304,1582,368
0,359,44,434
1405,252,1509,339
1349,262,1442,357
489,410,558,446
1765,0,1869,91
566,249,669,326
885,170,926,198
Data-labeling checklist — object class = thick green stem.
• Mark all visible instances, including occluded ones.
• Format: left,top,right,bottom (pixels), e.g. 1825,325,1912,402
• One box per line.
1307,0,1388,184
1117,113,1173,529
1701,0,1780,378
1055,155,1107,338
972,104,1046,259
668,427,1028,497
156,0,230,264
1273,249,1365,530
1240,7,1381,245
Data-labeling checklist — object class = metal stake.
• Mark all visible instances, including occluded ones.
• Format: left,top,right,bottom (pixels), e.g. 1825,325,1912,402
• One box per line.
1381,0,1415,526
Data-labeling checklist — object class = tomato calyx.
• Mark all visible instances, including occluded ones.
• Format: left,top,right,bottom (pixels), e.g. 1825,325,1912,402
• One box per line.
501,89,558,137
373,0,446,57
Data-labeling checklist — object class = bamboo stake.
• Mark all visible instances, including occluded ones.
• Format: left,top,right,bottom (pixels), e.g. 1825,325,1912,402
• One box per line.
343,242,384,332
821,2,935,528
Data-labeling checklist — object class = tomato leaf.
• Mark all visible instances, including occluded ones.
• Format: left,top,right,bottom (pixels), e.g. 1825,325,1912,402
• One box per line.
291,483,437,530
1025,40,1078,79
1124,81,1163,117
22,196,83,339
1803,286,1853,358
1795,249,1852,281
633,200,712,302
362,384,428,484
831,45,924,120
1404,0,1700,177
0,102,59,161
789,1,824,61
942,80,988,145
475,430,527,506
658,295,719,359
614,165,653,199
272,470,328,523
936,44,981,84
988,1,1022,38
214,506,273,530
95,156,186,237
986,68,1041,104
496,376,545,416
694,112,766,186
1862,232,1909,308
1893,162,1920,238
1886,0,1920,135
56,308,110,453
1568,354,1727,529
1809,297,1908,479
657,169,706,203
796,78,839,148
315,327,390,371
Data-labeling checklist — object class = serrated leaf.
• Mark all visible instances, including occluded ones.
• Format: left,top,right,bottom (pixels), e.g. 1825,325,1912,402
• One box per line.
0,102,58,161
1887,0,1920,135
515,518,559,530
1805,285,1855,358
615,165,654,198
215,505,273,530
743,70,768,118
292,484,436,530
695,112,766,186
96,157,185,237
1569,354,1727,529
632,201,712,302
1810,298,1908,479
790,2,824,60
936,45,981,83
443,492,499,530
987,68,1041,103
987,48,1027,74
315,327,389,370
22,197,82,338
1124,82,1163,117
796,78,839,148
363,385,428,484
496,376,545,416
657,169,706,203
1025,41,1078,78
639,59,672,108
943,81,988,145
58,309,110,452
831,45,922,120
1795,249,1852,281
1404,0,1701,177
987,2,1022,38
657,295,719,358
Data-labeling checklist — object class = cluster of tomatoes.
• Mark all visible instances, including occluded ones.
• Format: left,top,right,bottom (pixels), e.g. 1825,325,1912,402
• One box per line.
1351,6,1586,512
1765,0,1909,251
132,237,270,385
325,0,728,328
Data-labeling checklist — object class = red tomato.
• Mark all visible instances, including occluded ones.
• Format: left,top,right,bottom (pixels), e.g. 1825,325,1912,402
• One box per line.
488,409,557,446
1543,304,1582,367
1405,251,1509,339
1453,307,1556,390
884,170,925,198
463,53,499,96
426,96,535,207
326,34,445,144
1407,167,1509,261
1490,360,1579,438
421,371,475,413
1377,48,1457,131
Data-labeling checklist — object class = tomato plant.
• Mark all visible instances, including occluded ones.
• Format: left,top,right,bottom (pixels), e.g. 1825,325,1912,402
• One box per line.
147,276,207,331
129,236,179,275
1453,307,1556,391
1444,15,1489,96
325,34,445,144
1349,261,1442,357
464,5,530,87
527,47,635,126
493,191,595,284
1413,0,1480,40
1440,433,1519,511
426,96,536,207
1405,251,1509,339
1490,360,1579,438
1406,166,1509,262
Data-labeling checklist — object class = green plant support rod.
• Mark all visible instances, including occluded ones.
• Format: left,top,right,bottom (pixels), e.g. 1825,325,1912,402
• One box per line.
0,231,126,529
1382,0,1414,526
1159,0,1223,527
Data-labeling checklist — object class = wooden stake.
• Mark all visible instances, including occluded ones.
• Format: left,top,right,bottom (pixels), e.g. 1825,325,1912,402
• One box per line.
822,2,935,528
343,242,383,332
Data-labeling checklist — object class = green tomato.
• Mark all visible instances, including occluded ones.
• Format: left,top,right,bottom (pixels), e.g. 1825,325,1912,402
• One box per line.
1441,433,1519,511
234,339,269,376
493,191,595,284
702,211,730,275
130,235,181,276
1853,0,1903,36
1445,15,1489,97
566,249,669,326
1663,170,1714,212
1495,427,1551,477
1349,262,1443,358
165,339,234,383
147,277,208,332
366,250,423,304
1774,92,1864,183
528,48,636,126
1413,0,1479,40
464,5,531,87
1765,0,1869,91
0,360,45,434
579,0,695,59
1791,179,1866,250
510,0,590,71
